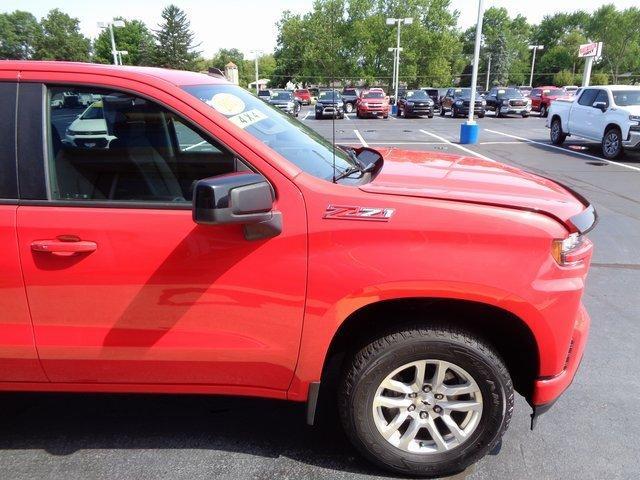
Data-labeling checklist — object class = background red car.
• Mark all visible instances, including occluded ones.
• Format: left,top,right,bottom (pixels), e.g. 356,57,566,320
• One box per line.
530,86,566,117
294,89,311,105
356,89,389,118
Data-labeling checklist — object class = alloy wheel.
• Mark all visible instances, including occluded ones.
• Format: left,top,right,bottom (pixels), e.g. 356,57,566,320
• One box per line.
372,359,483,454
603,130,620,157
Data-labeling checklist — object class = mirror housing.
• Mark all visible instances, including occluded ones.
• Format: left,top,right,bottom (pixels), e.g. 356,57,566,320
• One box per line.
193,173,282,240
593,101,607,112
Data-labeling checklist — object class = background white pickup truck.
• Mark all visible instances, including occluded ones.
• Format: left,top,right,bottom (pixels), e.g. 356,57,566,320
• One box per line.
546,85,640,159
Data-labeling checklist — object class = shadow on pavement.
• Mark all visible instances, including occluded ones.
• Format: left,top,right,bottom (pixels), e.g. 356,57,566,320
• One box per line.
0,392,476,479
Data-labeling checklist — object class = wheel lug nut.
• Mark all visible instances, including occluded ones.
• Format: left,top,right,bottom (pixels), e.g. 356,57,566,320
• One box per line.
433,406,442,414
409,393,417,398
422,385,431,393
435,394,443,400
420,411,427,419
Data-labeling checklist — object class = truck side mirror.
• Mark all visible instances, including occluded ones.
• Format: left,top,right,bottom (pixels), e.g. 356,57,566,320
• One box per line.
193,172,282,240
592,101,607,112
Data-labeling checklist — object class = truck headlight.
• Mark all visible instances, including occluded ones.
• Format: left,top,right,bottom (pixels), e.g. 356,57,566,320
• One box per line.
629,115,640,122
406,101,414,106
481,99,486,105
287,101,295,109
502,99,510,106
552,233,592,266
455,100,463,105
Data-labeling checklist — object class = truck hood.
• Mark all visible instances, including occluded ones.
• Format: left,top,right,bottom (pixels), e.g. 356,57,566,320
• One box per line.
360,148,588,227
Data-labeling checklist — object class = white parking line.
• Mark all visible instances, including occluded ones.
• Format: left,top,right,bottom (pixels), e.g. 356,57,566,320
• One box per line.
353,129,368,147
302,111,310,121
419,129,495,162
479,141,525,145
344,113,351,120
367,141,448,145
484,129,640,172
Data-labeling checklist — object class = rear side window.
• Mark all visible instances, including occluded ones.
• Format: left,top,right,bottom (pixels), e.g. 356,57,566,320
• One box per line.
46,86,247,204
0,82,18,199
578,89,598,106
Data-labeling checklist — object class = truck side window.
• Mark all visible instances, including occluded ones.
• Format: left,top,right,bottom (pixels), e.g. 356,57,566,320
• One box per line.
46,86,247,203
577,89,598,107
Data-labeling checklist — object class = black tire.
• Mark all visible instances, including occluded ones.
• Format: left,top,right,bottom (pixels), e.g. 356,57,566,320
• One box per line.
451,107,458,118
315,113,321,120
550,117,567,145
440,107,446,117
356,110,362,119
345,102,354,113
396,106,401,117
540,104,547,118
478,113,485,119
602,126,624,159
339,324,514,477
428,114,434,119
522,113,529,118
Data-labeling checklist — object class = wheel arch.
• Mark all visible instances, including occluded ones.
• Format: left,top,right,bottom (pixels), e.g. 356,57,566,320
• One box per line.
316,297,540,413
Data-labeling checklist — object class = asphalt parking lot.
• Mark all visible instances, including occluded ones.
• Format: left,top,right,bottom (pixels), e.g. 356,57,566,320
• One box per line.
2,107,639,480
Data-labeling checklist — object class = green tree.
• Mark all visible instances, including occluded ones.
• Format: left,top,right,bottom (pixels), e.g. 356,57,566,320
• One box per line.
93,18,155,65
33,9,90,61
153,5,200,70
591,72,609,85
0,11,41,59
587,5,640,83
553,69,577,86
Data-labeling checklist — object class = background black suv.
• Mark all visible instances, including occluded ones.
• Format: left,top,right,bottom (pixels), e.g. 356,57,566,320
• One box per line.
440,87,486,118
396,90,435,118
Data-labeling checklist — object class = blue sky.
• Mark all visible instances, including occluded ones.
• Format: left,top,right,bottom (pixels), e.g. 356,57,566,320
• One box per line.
6,0,639,57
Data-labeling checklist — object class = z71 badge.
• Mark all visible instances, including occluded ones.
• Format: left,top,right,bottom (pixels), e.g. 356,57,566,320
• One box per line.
323,205,395,222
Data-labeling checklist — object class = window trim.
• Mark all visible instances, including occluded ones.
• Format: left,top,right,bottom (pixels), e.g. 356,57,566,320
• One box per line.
24,80,258,210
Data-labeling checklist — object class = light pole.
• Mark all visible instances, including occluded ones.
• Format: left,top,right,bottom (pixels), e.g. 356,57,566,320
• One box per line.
528,45,544,87
388,47,402,92
460,0,485,144
386,17,413,110
250,50,263,94
485,53,491,91
98,20,125,65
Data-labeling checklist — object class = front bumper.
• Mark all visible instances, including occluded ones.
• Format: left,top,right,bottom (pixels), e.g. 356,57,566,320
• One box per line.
623,129,640,149
500,104,531,115
406,104,434,116
359,108,388,117
316,105,344,117
454,106,485,115
532,304,590,407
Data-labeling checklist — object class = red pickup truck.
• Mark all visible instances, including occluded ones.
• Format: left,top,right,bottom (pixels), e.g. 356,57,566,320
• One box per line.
294,88,311,105
0,61,594,477
530,86,566,117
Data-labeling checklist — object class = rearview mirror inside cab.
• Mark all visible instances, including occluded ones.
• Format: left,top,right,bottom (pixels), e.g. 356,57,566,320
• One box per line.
193,173,282,240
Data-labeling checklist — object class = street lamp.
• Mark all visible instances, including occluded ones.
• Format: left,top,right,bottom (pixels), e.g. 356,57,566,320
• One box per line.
250,50,263,94
460,0,485,145
528,45,544,87
98,20,125,65
388,47,402,92
386,17,413,110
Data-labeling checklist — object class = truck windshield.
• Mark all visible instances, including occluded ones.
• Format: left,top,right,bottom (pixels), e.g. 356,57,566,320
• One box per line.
406,90,429,99
183,84,357,181
270,91,293,100
364,92,384,99
319,91,342,101
612,90,640,106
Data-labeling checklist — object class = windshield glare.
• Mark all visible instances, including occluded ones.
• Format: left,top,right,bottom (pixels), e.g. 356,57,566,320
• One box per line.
183,84,355,181
364,91,384,98
612,90,640,106
544,89,565,96
270,91,293,100
406,90,428,99
319,91,341,101
497,88,523,98
81,103,104,119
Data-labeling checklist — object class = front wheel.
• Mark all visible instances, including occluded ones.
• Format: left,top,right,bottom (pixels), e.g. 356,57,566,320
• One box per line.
339,325,513,477
440,107,446,117
540,104,547,117
602,127,624,159
345,102,354,113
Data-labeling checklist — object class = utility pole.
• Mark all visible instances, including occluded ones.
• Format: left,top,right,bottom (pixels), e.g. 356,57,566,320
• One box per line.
528,45,544,87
